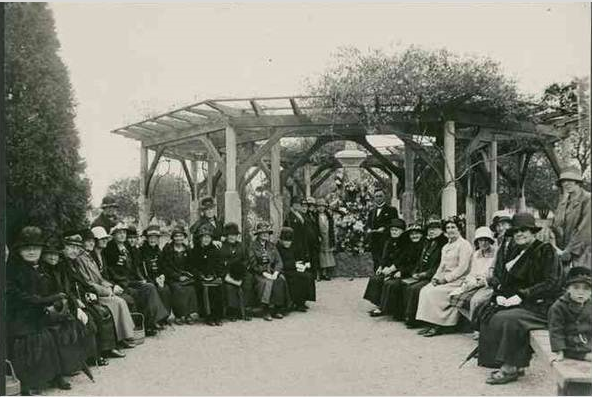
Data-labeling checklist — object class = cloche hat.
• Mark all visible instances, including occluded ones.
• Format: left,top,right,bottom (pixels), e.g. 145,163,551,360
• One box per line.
12,226,46,249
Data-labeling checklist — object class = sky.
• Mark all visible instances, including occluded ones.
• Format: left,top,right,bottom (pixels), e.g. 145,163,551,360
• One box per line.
49,2,591,206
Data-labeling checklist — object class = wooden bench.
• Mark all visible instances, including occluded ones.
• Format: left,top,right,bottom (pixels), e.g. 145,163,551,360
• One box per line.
530,330,592,396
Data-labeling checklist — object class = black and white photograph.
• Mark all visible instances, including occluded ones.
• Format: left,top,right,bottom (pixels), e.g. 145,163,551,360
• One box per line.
2,2,591,396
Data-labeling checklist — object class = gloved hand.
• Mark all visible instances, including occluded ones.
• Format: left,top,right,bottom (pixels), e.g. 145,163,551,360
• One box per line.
76,308,88,325
504,294,522,307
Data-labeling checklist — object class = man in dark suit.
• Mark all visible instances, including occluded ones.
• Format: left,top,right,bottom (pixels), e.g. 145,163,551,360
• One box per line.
283,196,310,264
91,196,119,233
189,196,224,248
365,188,399,271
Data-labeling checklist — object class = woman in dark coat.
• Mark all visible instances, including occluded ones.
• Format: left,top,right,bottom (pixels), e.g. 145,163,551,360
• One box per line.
104,224,168,336
40,238,101,368
404,217,448,328
139,225,172,322
220,222,253,321
190,224,225,326
380,223,424,320
6,227,78,394
158,226,199,324
363,218,406,315
277,226,316,311
478,213,563,385
248,221,292,321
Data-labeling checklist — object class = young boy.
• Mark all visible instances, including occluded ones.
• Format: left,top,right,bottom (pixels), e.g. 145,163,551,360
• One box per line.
549,266,592,362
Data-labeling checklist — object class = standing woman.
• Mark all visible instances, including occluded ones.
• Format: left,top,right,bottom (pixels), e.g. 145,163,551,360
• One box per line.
191,225,225,326
7,227,75,394
316,198,336,281
220,222,253,321
478,213,563,385
415,217,473,337
363,218,406,316
139,225,172,322
159,226,199,325
302,197,321,280
248,222,292,321
380,223,425,320
551,165,592,269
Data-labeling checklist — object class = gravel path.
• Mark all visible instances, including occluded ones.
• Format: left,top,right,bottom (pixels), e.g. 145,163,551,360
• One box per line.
50,278,555,396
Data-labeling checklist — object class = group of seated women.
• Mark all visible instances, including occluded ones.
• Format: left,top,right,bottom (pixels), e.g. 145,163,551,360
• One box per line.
6,220,316,395
364,211,590,385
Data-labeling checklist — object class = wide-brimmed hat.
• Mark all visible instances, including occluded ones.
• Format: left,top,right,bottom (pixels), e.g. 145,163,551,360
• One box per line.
490,210,512,229
91,226,110,240
254,221,273,235
200,196,216,210
566,266,592,287
509,212,541,234
389,218,407,231
316,198,328,207
223,222,240,236
405,223,424,233
143,225,161,237
279,227,294,241
12,226,46,249
474,226,495,245
557,165,583,185
110,222,128,235
80,229,95,242
290,196,303,206
170,226,187,238
63,231,85,248
42,236,63,255
100,196,119,209
425,216,443,230
196,224,215,238
126,226,138,238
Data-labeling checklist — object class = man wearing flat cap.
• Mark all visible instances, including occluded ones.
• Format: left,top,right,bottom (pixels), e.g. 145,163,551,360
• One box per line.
551,164,591,268
190,196,224,249
91,196,120,233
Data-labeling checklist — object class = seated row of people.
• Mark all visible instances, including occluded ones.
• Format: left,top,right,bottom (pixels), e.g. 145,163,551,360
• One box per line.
6,220,316,395
363,211,591,385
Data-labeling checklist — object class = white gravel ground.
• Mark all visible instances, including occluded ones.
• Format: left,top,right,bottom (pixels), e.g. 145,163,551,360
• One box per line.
49,278,555,396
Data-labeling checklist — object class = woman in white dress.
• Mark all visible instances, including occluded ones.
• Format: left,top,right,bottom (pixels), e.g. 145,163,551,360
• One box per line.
416,217,473,337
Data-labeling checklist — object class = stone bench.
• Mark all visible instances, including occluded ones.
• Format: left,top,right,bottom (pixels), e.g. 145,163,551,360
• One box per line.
530,330,591,396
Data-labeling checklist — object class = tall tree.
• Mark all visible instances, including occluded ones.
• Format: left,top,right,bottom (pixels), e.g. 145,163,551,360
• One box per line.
5,3,91,242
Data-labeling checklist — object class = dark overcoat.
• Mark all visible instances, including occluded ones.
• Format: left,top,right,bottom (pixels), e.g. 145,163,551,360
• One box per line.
366,205,399,265
284,209,310,262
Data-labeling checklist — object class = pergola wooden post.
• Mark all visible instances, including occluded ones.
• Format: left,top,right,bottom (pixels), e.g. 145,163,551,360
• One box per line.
401,144,415,223
189,160,200,225
224,125,241,225
303,164,312,197
485,139,499,224
138,144,151,231
270,142,283,233
442,121,457,219
465,171,476,242
390,172,400,210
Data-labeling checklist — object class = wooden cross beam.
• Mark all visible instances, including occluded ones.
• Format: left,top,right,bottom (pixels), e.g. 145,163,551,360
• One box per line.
179,159,196,200
362,165,390,190
311,166,338,194
355,137,404,180
539,142,562,177
237,127,289,188
144,146,166,196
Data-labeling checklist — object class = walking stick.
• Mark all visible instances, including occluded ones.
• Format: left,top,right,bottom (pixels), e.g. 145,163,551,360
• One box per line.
81,362,95,383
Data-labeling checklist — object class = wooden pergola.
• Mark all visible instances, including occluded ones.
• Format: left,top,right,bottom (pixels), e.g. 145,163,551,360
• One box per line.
112,95,571,239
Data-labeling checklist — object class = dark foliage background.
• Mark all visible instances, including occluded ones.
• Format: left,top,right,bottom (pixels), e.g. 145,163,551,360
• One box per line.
5,3,91,244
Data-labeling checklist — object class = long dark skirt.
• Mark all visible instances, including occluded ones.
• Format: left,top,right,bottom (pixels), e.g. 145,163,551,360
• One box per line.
363,275,384,306
156,284,172,316
284,270,316,304
253,274,291,308
85,303,117,353
48,320,91,374
127,282,169,327
225,272,256,313
196,282,225,320
478,307,547,368
168,281,198,318
380,278,406,318
404,279,430,322
9,329,62,390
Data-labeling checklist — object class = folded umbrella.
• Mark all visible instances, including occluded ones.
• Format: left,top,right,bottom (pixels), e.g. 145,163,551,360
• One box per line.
459,345,479,369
